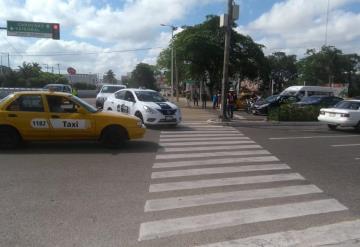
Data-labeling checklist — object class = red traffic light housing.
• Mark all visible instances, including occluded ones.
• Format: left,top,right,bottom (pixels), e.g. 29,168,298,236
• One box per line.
52,23,60,40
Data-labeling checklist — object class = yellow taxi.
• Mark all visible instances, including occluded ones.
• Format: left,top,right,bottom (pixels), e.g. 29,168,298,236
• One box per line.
0,91,146,148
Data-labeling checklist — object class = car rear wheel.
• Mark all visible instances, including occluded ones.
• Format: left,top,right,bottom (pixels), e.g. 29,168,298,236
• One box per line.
100,125,128,148
135,112,144,124
328,124,337,130
0,126,21,149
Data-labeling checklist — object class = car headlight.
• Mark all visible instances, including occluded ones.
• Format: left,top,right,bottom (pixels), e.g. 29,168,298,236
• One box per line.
143,105,157,114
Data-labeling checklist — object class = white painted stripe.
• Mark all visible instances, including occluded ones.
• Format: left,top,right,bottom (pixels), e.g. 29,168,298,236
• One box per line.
151,164,290,179
138,199,346,241
332,143,360,147
270,135,360,140
180,125,225,128
160,136,250,142
197,220,360,247
153,156,279,169
162,145,261,153
161,130,238,134
356,157,360,160
160,140,255,147
144,184,322,212
149,173,304,192
234,114,245,120
160,133,244,138
156,150,270,160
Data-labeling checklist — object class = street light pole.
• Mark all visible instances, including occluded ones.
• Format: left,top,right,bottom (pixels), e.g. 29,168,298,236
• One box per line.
220,0,234,121
161,24,177,101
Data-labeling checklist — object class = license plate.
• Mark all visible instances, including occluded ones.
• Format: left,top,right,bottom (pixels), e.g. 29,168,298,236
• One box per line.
165,116,173,120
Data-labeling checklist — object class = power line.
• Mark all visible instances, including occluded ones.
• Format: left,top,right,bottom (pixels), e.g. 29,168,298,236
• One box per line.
7,47,164,57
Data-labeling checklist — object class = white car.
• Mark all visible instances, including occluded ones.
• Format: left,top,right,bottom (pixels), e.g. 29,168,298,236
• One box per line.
318,100,360,130
96,84,126,108
103,88,182,126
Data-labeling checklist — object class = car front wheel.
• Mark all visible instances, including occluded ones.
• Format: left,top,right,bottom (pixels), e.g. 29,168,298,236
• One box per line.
100,125,128,148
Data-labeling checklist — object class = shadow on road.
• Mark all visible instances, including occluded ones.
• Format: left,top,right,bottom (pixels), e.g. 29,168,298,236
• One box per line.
0,140,160,155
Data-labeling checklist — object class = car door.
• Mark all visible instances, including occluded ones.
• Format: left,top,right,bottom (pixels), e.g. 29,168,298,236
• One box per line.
114,90,126,113
122,91,136,115
4,94,50,140
46,95,95,139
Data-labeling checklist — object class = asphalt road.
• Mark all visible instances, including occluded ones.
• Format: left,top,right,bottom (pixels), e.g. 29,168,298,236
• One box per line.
1,100,360,246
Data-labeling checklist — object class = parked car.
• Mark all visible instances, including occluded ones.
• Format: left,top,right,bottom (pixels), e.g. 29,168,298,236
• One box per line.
0,91,145,148
318,100,360,130
96,84,127,108
252,94,298,115
294,96,343,108
104,88,181,126
43,84,72,94
280,86,335,98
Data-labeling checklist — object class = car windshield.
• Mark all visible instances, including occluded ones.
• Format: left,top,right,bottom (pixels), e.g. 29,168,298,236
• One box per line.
101,86,125,93
334,101,360,110
70,95,98,113
299,96,322,104
0,94,14,105
265,95,278,103
135,91,166,102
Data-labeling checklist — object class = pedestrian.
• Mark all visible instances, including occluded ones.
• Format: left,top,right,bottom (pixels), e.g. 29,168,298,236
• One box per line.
226,88,237,119
217,90,221,108
212,93,218,109
201,91,207,109
193,90,199,107
186,90,191,107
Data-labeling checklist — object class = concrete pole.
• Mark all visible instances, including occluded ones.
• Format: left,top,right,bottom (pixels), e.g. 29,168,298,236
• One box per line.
171,28,174,100
220,0,233,121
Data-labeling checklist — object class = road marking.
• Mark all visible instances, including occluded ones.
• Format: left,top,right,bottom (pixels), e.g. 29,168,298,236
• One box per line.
156,150,270,160
160,136,249,142
197,220,360,247
160,133,244,138
160,140,255,147
270,135,360,140
138,199,346,241
151,164,290,179
161,130,238,134
144,184,322,212
153,156,279,169
161,145,262,153
233,114,245,120
331,143,360,147
149,173,304,192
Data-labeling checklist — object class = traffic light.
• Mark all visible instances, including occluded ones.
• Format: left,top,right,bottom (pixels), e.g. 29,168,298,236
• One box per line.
52,23,60,40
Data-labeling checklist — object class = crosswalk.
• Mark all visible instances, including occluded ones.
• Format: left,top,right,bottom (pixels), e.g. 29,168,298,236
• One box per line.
138,121,360,246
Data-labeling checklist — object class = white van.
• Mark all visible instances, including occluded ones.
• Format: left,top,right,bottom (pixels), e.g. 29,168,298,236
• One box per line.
96,84,127,108
280,86,335,98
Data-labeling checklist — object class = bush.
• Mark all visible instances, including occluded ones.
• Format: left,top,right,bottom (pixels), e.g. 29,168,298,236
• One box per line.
268,104,321,121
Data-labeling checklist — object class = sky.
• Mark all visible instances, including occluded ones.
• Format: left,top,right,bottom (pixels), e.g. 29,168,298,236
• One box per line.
0,0,359,78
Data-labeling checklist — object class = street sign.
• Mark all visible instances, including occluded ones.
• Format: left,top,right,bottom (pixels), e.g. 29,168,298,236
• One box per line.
7,20,60,40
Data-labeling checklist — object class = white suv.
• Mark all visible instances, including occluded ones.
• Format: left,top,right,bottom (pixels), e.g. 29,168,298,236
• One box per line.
103,88,181,126
96,84,126,108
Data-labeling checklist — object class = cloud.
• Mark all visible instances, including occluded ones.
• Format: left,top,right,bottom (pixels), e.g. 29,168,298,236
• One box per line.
238,0,360,57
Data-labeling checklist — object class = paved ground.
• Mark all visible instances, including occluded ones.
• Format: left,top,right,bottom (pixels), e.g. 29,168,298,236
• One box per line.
1,97,360,247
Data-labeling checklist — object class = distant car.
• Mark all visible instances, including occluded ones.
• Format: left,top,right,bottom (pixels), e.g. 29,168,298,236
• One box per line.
104,88,182,126
96,84,126,108
318,100,360,130
294,96,343,108
251,95,299,115
43,84,72,94
0,91,145,148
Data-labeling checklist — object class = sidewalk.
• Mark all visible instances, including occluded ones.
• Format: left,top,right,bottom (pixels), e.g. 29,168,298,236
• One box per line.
174,97,323,127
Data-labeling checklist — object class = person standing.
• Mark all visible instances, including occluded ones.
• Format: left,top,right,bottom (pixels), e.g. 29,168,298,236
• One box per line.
193,90,199,107
212,93,218,109
226,88,237,119
201,91,207,109
186,90,191,107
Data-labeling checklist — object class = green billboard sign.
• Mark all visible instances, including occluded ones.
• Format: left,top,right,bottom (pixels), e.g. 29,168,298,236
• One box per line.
7,20,60,39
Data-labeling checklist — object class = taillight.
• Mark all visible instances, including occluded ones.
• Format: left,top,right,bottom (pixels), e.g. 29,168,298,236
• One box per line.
340,113,350,118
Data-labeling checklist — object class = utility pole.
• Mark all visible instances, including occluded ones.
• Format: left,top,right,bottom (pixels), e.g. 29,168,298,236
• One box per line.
57,64,60,75
7,53,10,68
220,0,234,121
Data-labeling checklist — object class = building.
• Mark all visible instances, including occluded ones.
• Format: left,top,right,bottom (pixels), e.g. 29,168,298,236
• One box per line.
63,74,99,85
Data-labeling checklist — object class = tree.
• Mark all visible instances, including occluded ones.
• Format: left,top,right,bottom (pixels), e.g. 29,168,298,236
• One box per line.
157,15,267,95
130,63,157,90
103,70,117,84
267,52,297,93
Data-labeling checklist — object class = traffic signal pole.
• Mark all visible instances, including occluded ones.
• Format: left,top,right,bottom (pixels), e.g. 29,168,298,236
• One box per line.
220,0,233,121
